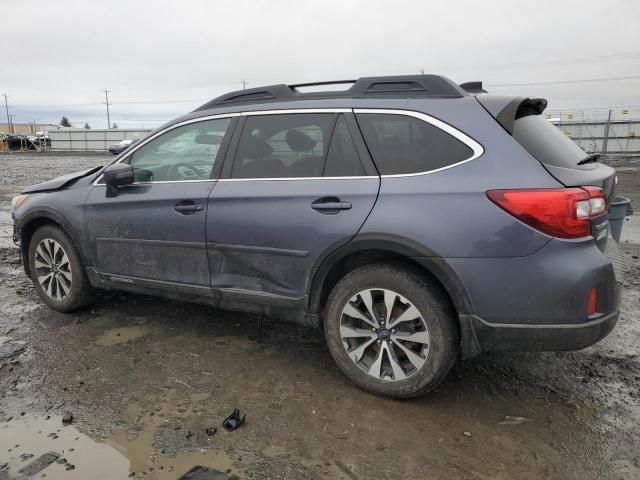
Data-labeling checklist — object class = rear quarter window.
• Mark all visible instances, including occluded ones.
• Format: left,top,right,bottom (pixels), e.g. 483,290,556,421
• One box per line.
356,113,474,175
512,115,590,170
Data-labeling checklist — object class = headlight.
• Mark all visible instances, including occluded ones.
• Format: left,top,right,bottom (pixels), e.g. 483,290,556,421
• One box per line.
11,194,29,212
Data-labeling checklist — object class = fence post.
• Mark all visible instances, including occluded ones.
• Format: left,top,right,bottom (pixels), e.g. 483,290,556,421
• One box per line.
602,109,612,155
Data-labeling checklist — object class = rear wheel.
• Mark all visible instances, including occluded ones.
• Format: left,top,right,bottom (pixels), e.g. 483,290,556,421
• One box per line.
324,262,459,398
28,225,95,312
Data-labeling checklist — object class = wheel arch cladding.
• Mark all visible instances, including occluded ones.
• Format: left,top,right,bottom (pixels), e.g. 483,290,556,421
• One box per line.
18,210,89,277
307,234,474,318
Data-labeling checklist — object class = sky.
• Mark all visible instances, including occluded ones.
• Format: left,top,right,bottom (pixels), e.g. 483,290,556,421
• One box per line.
1,0,639,129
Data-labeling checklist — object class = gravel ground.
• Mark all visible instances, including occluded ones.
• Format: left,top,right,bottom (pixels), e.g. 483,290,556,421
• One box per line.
0,151,639,479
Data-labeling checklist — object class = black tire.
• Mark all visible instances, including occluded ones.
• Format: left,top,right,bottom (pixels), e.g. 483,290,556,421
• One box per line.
324,262,459,398
28,225,96,312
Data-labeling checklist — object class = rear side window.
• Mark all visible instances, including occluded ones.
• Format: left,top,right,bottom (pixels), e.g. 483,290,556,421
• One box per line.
513,115,590,170
356,113,473,175
323,116,365,177
233,113,335,178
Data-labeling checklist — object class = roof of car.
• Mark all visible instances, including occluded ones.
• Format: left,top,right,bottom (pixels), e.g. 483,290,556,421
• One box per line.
194,75,472,112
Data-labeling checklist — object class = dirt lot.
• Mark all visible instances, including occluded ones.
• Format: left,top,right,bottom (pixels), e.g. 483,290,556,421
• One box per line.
0,152,639,480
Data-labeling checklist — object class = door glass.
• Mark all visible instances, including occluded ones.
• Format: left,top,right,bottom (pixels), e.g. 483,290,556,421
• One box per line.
129,118,231,182
232,113,335,178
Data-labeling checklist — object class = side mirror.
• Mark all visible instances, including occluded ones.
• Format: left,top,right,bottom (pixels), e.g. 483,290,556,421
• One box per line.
103,163,134,197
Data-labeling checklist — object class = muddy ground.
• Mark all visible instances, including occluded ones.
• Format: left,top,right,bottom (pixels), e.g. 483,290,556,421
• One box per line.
0,152,639,480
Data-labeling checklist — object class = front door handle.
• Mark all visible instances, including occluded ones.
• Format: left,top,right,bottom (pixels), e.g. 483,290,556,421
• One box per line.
174,201,203,215
311,197,352,214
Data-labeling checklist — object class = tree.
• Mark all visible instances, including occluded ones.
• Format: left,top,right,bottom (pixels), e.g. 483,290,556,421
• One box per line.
60,116,71,127
83,123,91,129
112,122,118,129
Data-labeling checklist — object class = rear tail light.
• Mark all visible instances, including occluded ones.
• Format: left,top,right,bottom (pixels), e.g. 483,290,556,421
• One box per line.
486,187,607,239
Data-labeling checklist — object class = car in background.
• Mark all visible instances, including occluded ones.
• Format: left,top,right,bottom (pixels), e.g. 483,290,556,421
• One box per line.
108,139,137,155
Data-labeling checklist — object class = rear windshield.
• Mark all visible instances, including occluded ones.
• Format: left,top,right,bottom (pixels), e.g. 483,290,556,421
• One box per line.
512,115,591,170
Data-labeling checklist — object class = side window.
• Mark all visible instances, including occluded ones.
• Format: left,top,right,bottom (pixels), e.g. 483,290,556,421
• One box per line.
232,113,335,179
128,118,231,182
323,116,366,177
356,113,473,175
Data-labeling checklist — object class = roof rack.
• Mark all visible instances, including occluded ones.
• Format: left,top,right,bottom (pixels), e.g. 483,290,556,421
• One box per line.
194,75,467,111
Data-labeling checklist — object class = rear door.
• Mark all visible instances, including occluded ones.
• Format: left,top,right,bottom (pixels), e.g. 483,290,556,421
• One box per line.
206,110,379,301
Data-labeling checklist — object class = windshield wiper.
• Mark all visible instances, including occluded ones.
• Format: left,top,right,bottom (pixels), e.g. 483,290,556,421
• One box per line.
577,153,601,165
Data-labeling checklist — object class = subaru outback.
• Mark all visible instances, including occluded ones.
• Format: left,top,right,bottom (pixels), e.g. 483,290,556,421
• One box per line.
11,75,623,397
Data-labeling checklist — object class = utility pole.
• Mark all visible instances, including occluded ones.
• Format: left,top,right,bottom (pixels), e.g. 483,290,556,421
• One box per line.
2,93,10,132
103,89,111,129
602,108,612,156
241,80,248,90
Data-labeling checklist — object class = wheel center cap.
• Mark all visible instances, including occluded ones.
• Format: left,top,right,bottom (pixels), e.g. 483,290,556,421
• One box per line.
377,329,390,340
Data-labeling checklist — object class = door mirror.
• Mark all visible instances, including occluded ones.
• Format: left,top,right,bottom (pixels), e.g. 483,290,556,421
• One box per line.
104,163,134,187
103,163,134,197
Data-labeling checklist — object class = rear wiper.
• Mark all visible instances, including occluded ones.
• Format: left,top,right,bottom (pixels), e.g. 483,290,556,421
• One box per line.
577,153,601,165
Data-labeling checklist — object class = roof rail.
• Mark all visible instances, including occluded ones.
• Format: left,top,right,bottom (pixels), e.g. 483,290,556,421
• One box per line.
194,75,466,111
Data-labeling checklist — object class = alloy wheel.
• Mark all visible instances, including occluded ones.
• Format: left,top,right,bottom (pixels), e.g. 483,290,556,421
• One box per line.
340,288,430,381
34,238,72,301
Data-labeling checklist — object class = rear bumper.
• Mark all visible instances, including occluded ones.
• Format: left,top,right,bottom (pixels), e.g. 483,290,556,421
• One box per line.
460,309,619,358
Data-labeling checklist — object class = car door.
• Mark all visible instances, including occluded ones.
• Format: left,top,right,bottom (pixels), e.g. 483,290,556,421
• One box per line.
206,110,380,302
84,116,236,289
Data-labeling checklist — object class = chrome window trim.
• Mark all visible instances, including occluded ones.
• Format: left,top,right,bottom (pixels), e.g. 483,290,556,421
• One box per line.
93,107,483,185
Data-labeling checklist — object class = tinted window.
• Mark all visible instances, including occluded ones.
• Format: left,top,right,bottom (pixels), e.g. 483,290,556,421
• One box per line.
129,118,231,182
356,113,473,175
513,115,590,170
233,114,335,178
323,116,365,177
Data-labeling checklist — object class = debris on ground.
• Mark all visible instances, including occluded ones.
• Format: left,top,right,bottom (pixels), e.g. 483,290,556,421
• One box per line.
61,411,74,425
463,431,472,437
222,408,245,432
179,465,238,480
17,452,59,477
205,427,217,436
499,416,531,425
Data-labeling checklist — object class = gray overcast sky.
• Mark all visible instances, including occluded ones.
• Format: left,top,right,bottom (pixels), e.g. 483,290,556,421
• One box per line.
2,0,639,128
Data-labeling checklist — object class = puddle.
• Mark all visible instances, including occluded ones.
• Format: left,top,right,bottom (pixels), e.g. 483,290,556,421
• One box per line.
108,414,238,479
96,326,149,346
0,414,238,479
0,414,129,479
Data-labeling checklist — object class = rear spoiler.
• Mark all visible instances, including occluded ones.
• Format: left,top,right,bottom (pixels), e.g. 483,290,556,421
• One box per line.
476,95,548,134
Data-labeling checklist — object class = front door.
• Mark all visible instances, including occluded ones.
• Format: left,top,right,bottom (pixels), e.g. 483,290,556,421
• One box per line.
206,111,379,300
84,116,234,288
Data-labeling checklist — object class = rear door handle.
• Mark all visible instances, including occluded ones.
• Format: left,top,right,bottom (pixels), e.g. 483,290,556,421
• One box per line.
174,201,203,215
311,197,352,214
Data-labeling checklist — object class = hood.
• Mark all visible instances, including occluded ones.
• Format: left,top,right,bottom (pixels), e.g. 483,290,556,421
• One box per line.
22,166,102,193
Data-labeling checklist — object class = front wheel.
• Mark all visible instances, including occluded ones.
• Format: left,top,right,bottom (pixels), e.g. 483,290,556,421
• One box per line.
28,225,96,312
324,262,459,398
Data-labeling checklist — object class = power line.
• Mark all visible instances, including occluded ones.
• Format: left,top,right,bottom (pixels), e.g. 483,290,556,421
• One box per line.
442,51,640,72
488,74,640,87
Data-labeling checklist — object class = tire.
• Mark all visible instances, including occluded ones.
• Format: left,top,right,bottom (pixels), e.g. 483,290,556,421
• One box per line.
324,262,459,398
28,225,96,312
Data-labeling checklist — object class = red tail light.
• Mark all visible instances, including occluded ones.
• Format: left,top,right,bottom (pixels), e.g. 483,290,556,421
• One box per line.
486,187,606,239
